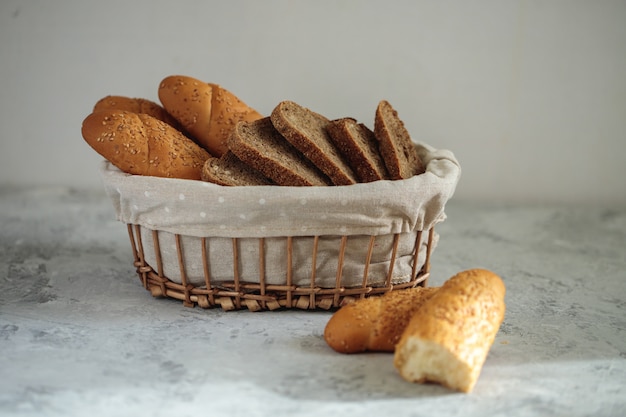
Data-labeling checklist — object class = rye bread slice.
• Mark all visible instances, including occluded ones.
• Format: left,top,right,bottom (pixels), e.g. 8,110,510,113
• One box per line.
228,117,332,186
374,100,425,179
201,151,273,186
270,101,358,186
326,118,390,183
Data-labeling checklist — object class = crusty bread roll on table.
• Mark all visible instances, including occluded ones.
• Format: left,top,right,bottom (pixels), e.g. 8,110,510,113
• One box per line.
394,269,506,392
324,287,439,353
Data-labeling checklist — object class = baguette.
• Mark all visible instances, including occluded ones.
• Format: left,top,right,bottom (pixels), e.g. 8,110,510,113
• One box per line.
270,101,358,185
158,75,262,157
81,110,209,180
326,118,390,183
394,269,506,392
93,95,182,130
324,287,439,353
374,100,425,179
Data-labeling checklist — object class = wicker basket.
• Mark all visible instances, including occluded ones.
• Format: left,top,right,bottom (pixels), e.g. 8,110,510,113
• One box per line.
101,143,460,311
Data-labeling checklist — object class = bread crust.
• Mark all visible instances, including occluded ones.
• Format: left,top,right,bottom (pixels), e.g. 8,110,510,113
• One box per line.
228,117,331,186
374,100,424,179
201,151,273,186
81,110,209,180
324,287,439,353
326,118,390,183
394,269,506,392
93,95,182,130
158,75,262,157
270,101,358,185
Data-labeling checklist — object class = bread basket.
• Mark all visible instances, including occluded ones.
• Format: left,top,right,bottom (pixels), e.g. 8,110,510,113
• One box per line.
100,142,460,311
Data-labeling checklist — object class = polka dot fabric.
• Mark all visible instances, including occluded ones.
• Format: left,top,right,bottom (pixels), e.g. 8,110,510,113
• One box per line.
99,142,459,287
100,143,460,239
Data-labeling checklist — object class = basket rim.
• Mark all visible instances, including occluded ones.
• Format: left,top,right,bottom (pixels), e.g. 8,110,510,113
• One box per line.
99,142,460,239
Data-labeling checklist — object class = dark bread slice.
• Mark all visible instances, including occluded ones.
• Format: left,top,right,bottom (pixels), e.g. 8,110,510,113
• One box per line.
228,117,332,186
374,100,425,179
270,101,358,186
326,118,390,183
201,151,273,186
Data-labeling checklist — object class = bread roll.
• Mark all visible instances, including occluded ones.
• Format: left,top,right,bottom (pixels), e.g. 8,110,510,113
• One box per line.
324,287,439,353
393,269,506,392
158,75,263,157
81,110,210,180
93,95,181,129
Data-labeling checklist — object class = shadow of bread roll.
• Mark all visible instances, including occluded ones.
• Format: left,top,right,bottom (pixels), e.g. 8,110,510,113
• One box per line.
394,268,506,392
158,75,263,157
81,110,210,180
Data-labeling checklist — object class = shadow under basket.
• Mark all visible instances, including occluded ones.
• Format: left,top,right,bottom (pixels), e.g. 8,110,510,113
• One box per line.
126,224,436,311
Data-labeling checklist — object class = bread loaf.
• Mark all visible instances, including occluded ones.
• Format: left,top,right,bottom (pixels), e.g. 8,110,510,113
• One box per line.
326,118,390,183
93,95,182,129
270,101,358,185
394,269,506,392
81,110,209,180
324,287,439,353
201,151,273,186
158,75,262,157
228,117,331,186
374,100,425,179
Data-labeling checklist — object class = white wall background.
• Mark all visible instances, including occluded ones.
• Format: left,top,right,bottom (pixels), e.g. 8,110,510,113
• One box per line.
1,0,624,205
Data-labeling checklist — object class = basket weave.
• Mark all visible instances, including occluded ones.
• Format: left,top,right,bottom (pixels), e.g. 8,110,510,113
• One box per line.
126,224,435,311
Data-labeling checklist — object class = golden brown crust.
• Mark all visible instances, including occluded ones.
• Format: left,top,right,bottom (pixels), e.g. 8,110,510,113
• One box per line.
81,110,210,180
394,269,506,392
369,286,439,351
158,75,262,157
93,95,181,129
323,287,439,353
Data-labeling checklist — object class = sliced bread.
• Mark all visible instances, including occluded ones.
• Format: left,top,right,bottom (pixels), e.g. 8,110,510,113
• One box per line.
326,118,390,183
201,151,273,186
270,101,358,186
228,117,332,186
374,100,424,179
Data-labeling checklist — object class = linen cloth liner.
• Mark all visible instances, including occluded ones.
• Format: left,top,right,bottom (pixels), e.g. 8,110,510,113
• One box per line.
100,142,460,287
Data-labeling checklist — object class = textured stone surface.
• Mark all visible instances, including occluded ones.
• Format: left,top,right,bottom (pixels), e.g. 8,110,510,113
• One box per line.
1,187,625,416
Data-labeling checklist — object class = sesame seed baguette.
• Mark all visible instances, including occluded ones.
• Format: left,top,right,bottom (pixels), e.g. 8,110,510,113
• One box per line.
394,269,506,393
323,286,439,354
270,101,358,186
81,110,210,180
374,100,425,179
93,95,183,131
326,118,390,183
158,75,263,157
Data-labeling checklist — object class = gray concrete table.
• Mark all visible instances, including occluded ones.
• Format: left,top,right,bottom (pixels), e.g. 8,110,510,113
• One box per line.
1,186,624,417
